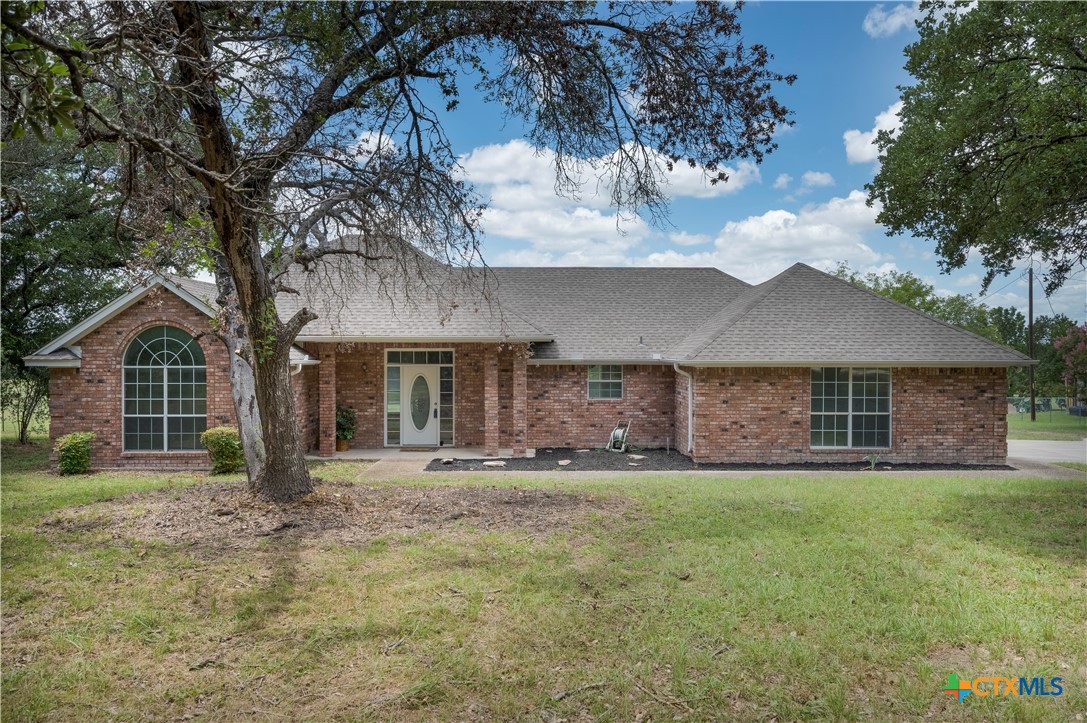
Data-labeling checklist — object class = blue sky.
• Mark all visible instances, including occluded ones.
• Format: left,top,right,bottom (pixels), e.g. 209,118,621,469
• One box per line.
429,2,1086,323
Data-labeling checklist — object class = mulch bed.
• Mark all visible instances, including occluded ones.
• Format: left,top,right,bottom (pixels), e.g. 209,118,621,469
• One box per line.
426,448,1014,473
42,479,633,549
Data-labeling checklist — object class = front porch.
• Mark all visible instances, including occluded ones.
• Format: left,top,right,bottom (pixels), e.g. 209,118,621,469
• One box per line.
312,447,537,461
302,342,530,459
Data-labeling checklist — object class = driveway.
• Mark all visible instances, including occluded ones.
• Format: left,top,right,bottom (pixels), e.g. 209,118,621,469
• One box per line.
1008,439,1086,464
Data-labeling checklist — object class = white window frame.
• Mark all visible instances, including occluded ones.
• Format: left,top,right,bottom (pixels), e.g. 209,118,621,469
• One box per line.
384,348,455,447
587,364,623,400
122,325,207,453
809,367,892,450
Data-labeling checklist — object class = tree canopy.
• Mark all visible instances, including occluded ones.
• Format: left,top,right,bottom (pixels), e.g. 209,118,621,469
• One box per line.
867,1,1087,294
1,1,794,500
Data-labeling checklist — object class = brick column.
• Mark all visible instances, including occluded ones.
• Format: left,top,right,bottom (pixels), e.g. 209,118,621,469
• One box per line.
318,344,337,457
483,347,499,456
511,350,527,457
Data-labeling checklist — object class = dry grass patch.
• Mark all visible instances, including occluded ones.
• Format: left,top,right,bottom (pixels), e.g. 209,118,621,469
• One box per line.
42,478,632,550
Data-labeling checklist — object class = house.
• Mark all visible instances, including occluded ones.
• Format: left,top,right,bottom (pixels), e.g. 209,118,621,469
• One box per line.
25,254,1033,468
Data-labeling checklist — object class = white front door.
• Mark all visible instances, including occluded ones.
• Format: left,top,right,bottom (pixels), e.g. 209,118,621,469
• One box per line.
401,365,440,446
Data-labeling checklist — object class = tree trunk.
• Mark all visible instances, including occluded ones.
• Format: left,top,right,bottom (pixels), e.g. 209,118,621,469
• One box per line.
251,343,314,502
213,260,266,489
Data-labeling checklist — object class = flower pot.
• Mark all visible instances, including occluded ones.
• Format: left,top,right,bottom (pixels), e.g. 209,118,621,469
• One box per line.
336,438,350,452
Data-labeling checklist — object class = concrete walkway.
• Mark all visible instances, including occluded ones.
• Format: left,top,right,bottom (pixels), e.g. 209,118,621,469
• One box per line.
1008,439,1086,464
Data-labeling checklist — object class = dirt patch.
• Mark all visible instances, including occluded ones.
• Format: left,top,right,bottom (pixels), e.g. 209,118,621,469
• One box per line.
426,448,1014,472
42,479,633,549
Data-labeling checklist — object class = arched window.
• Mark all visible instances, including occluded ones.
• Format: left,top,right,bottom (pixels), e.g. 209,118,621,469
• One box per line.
123,326,207,451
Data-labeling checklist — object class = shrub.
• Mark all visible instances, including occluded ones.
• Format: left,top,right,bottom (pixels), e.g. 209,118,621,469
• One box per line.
336,404,357,441
55,432,95,475
200,426,245,474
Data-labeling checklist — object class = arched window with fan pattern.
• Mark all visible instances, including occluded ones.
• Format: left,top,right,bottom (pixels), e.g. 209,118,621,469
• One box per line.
122,326,207,451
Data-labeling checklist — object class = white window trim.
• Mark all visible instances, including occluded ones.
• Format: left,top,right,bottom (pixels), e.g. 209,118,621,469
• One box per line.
384,348,455,447
122,328,207,453
809,367,892,450
587,364,624,401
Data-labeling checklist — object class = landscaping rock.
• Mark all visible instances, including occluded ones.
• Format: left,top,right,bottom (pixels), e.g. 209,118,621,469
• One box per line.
628,454,647,460
558,460,572,466
441,458,455,465
482,460,506,468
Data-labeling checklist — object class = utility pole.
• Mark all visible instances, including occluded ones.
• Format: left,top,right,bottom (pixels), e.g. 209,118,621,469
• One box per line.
1028,264,1035,422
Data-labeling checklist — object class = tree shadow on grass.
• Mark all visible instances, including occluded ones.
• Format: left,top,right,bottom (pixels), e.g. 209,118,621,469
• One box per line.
937,478,1087,564
232,543,300,633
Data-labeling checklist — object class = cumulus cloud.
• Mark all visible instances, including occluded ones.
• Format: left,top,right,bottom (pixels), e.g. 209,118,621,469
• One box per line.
636,190,887,283
862,3,919,38
801,171,835,189
459,139,762,266
669,231,712,247
843,101,903,164
772,173,793,190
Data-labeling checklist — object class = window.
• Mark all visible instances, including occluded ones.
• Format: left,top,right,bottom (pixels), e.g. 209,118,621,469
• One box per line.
123,326,207,451
588,365,623,400
810,367,890,448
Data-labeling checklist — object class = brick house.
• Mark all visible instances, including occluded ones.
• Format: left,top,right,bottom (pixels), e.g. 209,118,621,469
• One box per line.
25,260,1032,469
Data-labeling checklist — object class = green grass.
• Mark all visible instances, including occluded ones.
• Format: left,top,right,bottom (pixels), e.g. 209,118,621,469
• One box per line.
3,437,1085,721
1006,410,1087,440
1055,462,1087,473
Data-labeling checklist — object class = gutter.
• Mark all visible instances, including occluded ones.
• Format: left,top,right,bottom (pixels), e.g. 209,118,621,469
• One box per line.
673,363,693,454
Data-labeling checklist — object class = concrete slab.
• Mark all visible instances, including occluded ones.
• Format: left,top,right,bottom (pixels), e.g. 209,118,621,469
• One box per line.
1007,440,1086,464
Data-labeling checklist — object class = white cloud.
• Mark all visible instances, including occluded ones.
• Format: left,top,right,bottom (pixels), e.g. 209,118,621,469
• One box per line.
669,231,712,247
772,173,793,190
636,190,886,283
843,101,903,164
862,3,919,38
459,139,763,266
954,273,981,288
801,171,835,188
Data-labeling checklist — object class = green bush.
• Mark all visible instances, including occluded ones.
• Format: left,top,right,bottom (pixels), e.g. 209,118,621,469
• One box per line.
200,426,245,474
336,404,357,441
55,432,95,475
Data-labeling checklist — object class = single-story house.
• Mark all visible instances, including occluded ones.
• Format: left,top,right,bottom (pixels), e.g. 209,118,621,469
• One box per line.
26,255,1033,468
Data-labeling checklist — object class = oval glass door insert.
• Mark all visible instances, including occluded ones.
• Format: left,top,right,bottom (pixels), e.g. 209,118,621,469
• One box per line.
410,375,430,431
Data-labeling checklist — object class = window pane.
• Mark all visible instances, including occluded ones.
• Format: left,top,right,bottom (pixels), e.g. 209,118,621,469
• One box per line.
440,351,453,364
388,351,400,364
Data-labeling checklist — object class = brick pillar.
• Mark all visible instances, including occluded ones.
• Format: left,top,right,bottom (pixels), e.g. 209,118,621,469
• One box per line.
484,347,499,456
511,351,527,457
318,344,337,457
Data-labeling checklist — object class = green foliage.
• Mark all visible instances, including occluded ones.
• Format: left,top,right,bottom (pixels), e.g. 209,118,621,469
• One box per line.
54,431,94,475
868,2,1087,293
200,427,246,474
1053,323,1087,402
335,404,356,441
1,136,131,372
1,364,48,443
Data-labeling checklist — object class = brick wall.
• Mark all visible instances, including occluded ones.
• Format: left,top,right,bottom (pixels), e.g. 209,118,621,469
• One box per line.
688,366,1008,464
527,364,676,449
293,363,320,453
47,288,235,470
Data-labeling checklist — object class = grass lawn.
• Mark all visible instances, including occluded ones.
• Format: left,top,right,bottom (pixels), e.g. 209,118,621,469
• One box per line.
3,437,1085,721
1006,410,1087,441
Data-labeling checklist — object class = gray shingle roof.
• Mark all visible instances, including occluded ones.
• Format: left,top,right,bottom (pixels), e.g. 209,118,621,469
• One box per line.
162,260,1032,367
666,263,1033,366
487,267,751,360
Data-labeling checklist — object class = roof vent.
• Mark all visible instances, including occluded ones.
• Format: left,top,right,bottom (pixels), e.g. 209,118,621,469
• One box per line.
638,335,645,346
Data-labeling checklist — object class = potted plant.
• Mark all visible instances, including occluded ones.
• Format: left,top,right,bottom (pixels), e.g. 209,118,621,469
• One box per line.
335,404,356,452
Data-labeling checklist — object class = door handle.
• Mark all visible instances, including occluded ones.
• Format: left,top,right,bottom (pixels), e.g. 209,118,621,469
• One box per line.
433,408,438,419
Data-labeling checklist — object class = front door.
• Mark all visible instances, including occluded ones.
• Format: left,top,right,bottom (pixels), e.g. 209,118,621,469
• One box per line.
401,365,440,446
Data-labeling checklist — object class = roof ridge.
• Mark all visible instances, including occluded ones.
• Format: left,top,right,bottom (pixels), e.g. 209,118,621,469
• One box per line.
676,264,799,360
809,264,1033,360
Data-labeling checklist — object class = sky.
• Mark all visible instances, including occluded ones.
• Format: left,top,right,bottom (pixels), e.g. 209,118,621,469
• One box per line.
429,1,1086,324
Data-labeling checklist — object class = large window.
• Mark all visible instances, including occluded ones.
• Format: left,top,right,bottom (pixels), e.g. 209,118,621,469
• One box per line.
810,367,890,448
588,365,623,400
123,326,207,451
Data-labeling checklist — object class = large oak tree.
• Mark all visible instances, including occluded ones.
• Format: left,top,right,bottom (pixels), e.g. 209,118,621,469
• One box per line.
2,1,794,501
868,1,1087,295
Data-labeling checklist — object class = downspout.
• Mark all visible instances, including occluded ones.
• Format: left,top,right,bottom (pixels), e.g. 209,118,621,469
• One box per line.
673,363,693,454
291,363,304,376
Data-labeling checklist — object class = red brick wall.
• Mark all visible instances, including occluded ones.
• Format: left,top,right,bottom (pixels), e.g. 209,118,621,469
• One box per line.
527,364,676,449
47,289,235,470
293,363,320,453
330,342,515,449
688,366,1008,464
674,368,691,453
